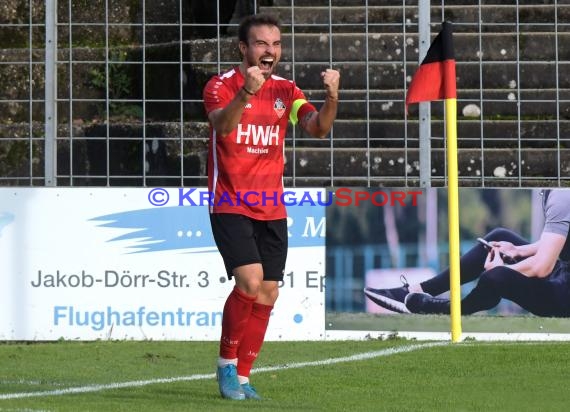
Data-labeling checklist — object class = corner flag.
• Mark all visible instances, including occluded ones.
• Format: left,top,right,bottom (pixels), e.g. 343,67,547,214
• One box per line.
406,21,462,343
406,21,456,109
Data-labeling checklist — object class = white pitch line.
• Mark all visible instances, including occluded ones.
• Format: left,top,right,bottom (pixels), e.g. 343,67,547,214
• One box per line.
0,341,447,400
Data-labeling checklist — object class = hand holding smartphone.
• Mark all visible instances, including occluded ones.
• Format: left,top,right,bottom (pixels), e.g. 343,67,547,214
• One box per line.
476,237,493,251
477,238,517,264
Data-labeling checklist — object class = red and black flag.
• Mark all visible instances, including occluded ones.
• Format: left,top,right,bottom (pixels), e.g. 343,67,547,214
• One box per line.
406,21,456,111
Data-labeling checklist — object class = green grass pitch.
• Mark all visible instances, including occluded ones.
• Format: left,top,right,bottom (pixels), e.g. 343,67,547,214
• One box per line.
1,338,570,411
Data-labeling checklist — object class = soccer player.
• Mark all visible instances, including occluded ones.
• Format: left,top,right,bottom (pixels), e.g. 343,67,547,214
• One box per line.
203,14,339,400
365,189,570,317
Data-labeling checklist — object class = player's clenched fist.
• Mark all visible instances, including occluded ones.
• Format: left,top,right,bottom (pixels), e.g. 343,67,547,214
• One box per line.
244,66,266,95
321,68,340,98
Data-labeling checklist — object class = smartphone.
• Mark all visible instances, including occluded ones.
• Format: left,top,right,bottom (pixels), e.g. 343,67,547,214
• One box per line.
477,237,516,263
476,237,493,251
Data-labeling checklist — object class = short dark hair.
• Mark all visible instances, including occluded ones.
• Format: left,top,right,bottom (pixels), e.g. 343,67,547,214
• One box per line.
238,14,281,44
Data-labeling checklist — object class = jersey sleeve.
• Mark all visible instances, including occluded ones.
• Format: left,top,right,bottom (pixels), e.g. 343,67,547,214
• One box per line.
289,84,316,125
203,76,234,114
543,190,570,237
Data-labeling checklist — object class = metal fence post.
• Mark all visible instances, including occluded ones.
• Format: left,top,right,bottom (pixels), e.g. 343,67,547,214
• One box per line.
44,0,58,186
418,0,431,188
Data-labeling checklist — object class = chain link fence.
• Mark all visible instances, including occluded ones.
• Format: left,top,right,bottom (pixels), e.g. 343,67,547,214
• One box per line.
1,0,568,187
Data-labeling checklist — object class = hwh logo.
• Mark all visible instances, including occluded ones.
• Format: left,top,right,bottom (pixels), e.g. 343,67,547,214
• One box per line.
236,124,280,145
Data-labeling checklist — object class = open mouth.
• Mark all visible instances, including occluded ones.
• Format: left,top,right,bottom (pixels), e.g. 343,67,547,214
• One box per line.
260,57,274,71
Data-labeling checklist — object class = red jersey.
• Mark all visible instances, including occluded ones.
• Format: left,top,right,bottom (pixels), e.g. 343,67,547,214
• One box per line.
203,67,316,220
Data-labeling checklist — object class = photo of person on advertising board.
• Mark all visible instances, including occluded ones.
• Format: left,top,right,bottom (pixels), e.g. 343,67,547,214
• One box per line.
326,188,570,334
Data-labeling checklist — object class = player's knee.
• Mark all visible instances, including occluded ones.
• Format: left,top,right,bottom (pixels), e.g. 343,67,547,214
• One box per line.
479,267,509,289
242,279,264,296
265,285,279,304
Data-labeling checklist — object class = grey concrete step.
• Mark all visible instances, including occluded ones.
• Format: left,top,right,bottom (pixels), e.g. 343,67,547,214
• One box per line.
180,31,570,63
308,119,570,149
3,121,565,187
5,20,569,63
64,56,569,93
119,85,570,127
3,118,568,150
3,117,567,139
261,5,570,33
286,145,569,189
302,89,570,121
271,0,551,6
3,60,568,124
283,146,569,180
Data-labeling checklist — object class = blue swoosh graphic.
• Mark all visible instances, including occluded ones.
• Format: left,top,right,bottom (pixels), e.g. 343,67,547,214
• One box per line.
91,205,324,254
0,212,15,237
91,207,215,253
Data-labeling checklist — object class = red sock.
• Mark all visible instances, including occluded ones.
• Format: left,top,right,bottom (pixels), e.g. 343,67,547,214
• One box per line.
237,302,273,377
219,286,257,360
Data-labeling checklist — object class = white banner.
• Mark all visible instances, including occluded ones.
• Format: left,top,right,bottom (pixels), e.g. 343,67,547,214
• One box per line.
0,188,325,341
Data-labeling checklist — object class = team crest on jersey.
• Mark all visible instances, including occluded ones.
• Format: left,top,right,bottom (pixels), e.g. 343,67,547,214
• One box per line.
274,98,286,119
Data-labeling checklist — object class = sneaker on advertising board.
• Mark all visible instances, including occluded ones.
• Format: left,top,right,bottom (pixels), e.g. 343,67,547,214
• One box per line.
405,292,451,314
364,275,411,313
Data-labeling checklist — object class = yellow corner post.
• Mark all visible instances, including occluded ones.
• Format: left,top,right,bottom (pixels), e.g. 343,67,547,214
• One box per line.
445,97,462,342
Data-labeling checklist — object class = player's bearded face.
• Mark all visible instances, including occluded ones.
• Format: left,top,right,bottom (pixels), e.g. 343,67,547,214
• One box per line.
244,25,282,79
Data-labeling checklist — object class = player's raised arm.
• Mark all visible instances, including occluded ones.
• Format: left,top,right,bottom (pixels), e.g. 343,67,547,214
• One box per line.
207,66,267,137
300,68,340,139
